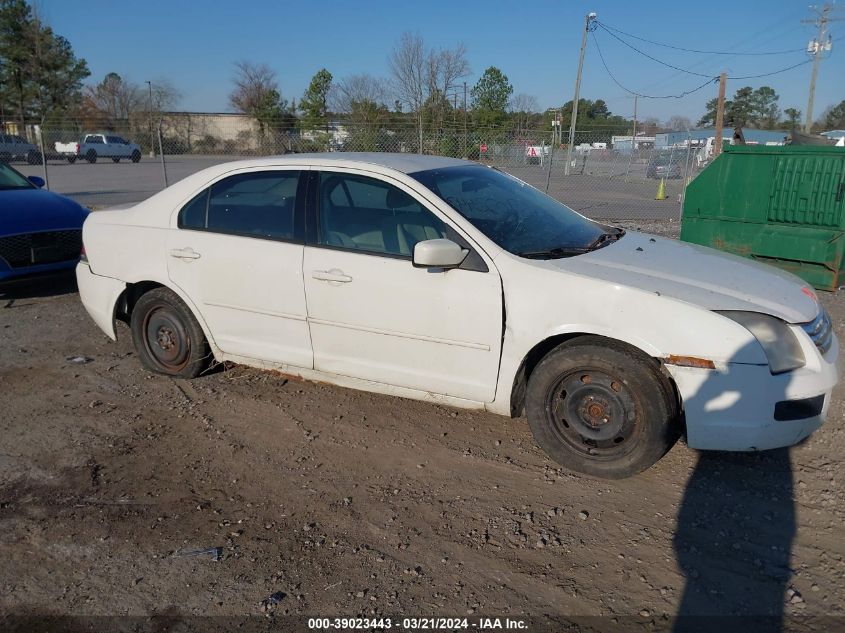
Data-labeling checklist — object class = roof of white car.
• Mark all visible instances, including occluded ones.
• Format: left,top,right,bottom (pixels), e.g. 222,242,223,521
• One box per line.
219,152,472,174
124,153,478,220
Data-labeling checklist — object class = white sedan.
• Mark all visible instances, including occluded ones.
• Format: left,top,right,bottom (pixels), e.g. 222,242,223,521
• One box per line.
76,154,839,478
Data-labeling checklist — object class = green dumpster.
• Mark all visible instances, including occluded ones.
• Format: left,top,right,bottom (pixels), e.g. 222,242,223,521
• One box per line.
680,144,845,291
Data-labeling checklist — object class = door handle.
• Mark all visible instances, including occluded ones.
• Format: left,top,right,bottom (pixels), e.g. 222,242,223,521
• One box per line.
170,247,201,260
311,269,352,283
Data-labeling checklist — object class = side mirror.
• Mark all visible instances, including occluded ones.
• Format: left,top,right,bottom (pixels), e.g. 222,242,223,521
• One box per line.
413,238,468,269
28,175,45,188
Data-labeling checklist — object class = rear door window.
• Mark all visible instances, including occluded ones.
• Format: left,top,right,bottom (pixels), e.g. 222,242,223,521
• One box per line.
178,171,301,241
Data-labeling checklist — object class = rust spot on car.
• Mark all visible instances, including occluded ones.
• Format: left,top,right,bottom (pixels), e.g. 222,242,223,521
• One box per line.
664,355,716,369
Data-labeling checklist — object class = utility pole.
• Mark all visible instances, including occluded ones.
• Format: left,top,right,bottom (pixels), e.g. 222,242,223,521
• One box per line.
631,95,638,150
624,95,638,180
462,81,467,159
554,109,563,145
146,81,154,158
565,11,596,176
713,72,727,159
802,3,840,133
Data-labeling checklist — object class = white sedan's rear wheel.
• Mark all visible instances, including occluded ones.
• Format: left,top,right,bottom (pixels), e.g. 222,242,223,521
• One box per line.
130,288,210,379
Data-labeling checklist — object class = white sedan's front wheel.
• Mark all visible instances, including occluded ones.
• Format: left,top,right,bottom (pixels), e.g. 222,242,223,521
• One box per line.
525,337,679,479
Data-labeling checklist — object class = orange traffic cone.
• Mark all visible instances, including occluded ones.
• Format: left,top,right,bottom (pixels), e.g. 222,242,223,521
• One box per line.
655,178,667,200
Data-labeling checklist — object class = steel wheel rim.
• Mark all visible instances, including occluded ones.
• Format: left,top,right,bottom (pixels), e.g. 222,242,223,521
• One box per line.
543,368,640,460
142,304,190,372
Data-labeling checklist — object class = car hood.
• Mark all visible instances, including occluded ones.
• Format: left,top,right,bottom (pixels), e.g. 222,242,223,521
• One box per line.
549,232,818,324
0,189,88,234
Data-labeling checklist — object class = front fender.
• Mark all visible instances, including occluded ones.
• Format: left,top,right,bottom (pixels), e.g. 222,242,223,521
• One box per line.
488,261,766,416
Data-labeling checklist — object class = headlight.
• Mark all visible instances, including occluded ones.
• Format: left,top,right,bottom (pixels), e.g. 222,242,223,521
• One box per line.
716,311,806,374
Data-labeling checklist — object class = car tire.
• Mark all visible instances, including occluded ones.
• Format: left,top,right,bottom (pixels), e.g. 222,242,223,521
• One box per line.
131,150,141,163
525,336,679,479
67,156,77,164
0,152,10,163
130,287,211,379
112,157,120,163
27,150,43,165
86,150,97,163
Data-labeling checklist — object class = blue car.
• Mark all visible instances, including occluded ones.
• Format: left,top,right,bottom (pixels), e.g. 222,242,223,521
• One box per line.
0,163,88,282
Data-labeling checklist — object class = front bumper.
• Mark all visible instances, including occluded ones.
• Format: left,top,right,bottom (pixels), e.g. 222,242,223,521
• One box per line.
76,262,125,340
667,334,839,451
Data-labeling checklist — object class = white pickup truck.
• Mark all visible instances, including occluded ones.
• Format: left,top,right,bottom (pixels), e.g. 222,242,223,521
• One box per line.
55,133,142,164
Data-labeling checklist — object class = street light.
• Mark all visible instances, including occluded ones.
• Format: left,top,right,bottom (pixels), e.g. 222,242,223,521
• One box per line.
146,80,154,158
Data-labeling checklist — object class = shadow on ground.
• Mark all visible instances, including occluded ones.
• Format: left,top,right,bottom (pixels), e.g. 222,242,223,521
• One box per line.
673,340,797,632
0,272,78,305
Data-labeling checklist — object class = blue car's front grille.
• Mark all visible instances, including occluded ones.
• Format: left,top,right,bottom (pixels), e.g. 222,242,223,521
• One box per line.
801,308,833,356
0,230,82,269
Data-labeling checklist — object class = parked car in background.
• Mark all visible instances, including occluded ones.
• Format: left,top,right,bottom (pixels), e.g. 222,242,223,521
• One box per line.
646,151,682,179
55,133,142,164
0,133,43,165
0,163,88,282
76,153,838,479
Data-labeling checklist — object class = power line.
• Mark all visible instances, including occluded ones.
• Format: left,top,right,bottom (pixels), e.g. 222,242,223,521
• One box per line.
593,25,815,89
597,20,807,56
728,59,812,79
596,22,812,80
590,31,719,99
594,23,716,77
590,30,813,100
621,12,807,100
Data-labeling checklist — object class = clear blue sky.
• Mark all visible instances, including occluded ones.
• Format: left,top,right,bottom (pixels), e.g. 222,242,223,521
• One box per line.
39,0,844,126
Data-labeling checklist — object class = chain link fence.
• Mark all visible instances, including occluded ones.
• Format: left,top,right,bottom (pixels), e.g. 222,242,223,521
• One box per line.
5,116,709,220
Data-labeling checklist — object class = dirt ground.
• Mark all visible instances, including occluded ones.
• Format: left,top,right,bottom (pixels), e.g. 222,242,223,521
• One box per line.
1,225,843,632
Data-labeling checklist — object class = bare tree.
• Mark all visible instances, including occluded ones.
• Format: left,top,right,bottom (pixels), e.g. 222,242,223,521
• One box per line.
389,32,469,153
229,61,294,137
425,43,470,131
641,117,662,135
389,32,427,150
666,115,692,131
331,74,388,114
509,93,539,135
229,61,279,115
434,44,470,97
149,78,181,112
331,74,391,150
85,72,142,121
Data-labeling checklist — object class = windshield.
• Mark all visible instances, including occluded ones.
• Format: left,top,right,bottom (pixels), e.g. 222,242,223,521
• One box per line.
0,163,34,190
411,164,619,258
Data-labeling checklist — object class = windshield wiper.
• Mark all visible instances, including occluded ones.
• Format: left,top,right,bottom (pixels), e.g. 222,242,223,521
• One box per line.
586,229,625,251
516,246,590,259
519,229,626,259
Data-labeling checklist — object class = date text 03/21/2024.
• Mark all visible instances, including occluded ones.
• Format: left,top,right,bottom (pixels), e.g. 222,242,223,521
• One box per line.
307,617,529,630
